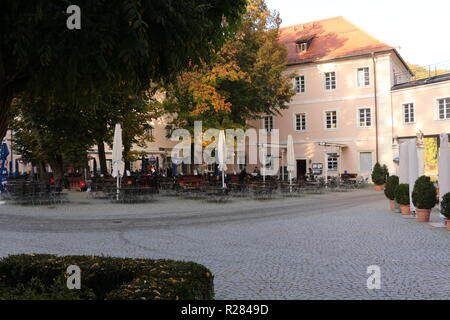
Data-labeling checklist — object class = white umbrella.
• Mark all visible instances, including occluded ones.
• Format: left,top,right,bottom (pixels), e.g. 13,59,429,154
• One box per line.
112,123,124,200
217,130,227,188
287,135,296,192
398,140,409,184
438,133,450,220
408,138,419,212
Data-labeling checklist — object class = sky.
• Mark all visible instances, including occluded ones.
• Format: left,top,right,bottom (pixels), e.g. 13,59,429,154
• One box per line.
265,0,450,67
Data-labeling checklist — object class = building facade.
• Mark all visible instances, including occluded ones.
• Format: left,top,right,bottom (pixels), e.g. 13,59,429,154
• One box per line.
248,17,449,180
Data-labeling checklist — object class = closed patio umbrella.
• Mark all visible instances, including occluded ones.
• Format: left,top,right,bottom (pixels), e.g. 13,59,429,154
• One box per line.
217,130,227,188
112,124,124,201
408,139,419,212
398,140,409,184
287,135,296,192
0,143,9,192
438,133,450,220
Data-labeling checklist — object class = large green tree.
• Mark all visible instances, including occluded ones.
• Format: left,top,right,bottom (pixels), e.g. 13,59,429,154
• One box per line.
0,0,246,141
162,0,295,132
10,98,96,181
11,86,163,180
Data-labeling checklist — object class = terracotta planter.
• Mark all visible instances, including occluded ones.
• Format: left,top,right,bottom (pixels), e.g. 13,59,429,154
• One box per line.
416,208,431,222
446,220,450,231
374,184,385,191
389,199,395,211
400,204,411,215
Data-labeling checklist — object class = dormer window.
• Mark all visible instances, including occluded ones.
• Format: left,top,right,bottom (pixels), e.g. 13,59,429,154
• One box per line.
295,37,313,54
297,42,308,53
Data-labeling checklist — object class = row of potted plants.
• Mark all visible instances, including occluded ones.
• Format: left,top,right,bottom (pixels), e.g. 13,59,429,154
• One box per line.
383,173,450,230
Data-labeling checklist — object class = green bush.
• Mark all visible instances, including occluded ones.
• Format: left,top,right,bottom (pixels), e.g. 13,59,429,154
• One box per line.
0,254,214,300
412,176,437,210
440,192,450,219
371,163,386,186
384,175,399,200
394,184,410,205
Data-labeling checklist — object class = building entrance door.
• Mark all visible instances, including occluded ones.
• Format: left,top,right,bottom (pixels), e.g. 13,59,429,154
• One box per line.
297,160,307,181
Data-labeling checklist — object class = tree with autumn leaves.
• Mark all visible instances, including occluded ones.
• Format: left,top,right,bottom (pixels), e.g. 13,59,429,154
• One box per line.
162,0,295,133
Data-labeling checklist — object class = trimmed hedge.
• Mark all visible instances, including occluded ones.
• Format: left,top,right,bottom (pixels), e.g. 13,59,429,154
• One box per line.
440,192,450,219
412,176,436,210
371,163,386,186
0,254,214,300
384,175,399,200
395,183,410,205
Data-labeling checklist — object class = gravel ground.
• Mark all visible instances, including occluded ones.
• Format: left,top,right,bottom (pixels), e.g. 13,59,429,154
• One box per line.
0,188,448,299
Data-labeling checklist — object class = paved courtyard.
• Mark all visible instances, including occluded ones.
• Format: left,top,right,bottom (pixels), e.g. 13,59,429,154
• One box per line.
0,189,448,299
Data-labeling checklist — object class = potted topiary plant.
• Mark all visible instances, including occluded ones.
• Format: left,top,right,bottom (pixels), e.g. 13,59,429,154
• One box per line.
384,175,399,211
412,176,437,222
395,183,410,215
371,163,386,190
440,192,450,231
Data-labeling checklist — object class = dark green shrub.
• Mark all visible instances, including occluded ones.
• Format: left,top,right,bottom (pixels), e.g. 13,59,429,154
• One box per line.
394,184,410,205
0,254,214,300
440,192,450,219
384,175,399,200
371,163,386,185
412,175,437,209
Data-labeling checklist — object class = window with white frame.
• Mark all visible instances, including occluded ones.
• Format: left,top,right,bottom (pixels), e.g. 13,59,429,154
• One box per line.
359,152,373,172
264,116,273,132
325,72,336,90
297,42,308,53
403,103,415,124
327,156,338,171
294,76,305,93
438,98,450,120
295,113,306,131
357,67,370,87
325,111,337,129
358,108,371,127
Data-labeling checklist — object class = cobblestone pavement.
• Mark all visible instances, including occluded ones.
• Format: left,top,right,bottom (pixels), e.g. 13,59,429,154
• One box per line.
0,189,448,299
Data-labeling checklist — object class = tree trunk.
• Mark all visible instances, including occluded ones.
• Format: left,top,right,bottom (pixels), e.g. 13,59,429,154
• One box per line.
97,141,108,176
38,161,47,182
49,155,64,188
123,142,131,172
0,91,13,142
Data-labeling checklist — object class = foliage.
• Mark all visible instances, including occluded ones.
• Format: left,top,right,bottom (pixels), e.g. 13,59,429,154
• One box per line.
412,175,437,209
0,0,247,140
440,192,450,219
10,98,95,176
10,86,163,177
162,0,295,132
0,254,214,300
395,184,410,206
408,63,450,80
424,137,438,174
371,163,386,185
384,175,399,200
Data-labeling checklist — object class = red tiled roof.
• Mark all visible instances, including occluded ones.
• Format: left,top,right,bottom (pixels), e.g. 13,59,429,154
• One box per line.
279,16,394,65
